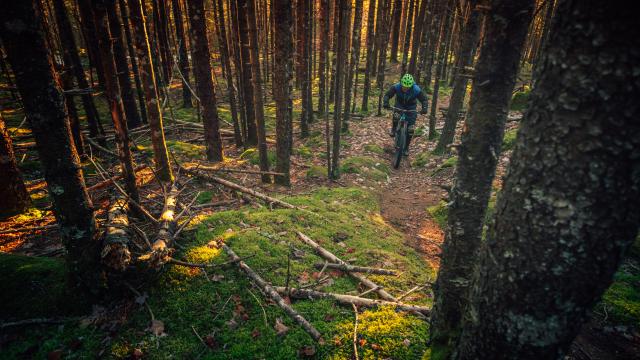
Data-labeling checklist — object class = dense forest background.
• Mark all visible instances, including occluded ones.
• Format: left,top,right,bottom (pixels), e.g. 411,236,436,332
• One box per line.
0,0,638,359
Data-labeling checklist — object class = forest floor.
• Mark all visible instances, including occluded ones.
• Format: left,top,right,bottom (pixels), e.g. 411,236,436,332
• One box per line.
1,67,638,359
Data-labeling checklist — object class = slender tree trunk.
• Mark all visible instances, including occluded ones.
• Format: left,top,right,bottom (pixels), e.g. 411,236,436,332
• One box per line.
105,0,142,129
434,1,482,154
0,0,101,295
342,0,364,132
172,0,193,108
329,0,349,179
93,0,140,203
400,0,416,73
185,0,224,161
52,0,104,141
388,0,403,63
154,0,172,83
328,0,341,103
118,0,148,125
128,0,173,181
430,0,534,354
76,0,106,90
237,0,258,145
318,0,330,114
243,0,271,183
295,0,304,88
375,0,392,115
407,0,429,75
229,0,248,143
273,0,294,186
60,66,85,156
299,0,312,137
360,0,377,111
427,2,453,140
214,0,242,147
455,2,640,357
0,114,30,217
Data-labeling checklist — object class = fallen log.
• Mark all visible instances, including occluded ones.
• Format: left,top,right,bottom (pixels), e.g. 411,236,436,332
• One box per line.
296,232,398,302
222,245,323,342
101,197,131,271
141,183,179,267
88,165,148,192
275,287,430,316
313,263,398,276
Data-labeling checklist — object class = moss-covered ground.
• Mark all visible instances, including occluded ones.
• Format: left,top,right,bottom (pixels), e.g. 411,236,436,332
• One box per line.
1,188,434,359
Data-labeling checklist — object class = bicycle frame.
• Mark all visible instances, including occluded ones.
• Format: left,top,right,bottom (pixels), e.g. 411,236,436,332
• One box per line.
389,107,418,168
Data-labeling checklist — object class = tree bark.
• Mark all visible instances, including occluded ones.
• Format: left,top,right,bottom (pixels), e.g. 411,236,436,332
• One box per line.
434,0,482,154
128,0,174,181
427,2,453,140
119,0,148,125
229,0,248,143
360,0,377,112
236,0,258,145
0,114,30,217
388,0,403,63
172,0,193,108
375,0,393,115
243,0,271,183
342,0,364,132
430,0,534,354
329,0,349,179
76,0,106,90
299,0,312,137
93,0,140,204
186,0,224,161
455,1,640,357
407,0,429,75
273,0,294,186
400,0,416,73
0,0,101,295
318,0,330,114
153,0,172,84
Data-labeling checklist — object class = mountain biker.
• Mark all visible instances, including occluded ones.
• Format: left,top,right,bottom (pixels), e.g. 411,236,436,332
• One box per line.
382,74,428,155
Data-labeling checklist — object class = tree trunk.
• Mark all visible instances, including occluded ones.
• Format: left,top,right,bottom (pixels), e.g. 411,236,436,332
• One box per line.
186,0,224,161
229,0,248,143
455,1,640,357
342,0,364,132
214,0,242,147
119,0,148,125
407,0,429,75
434,1,482,154
375,0,392,116
93,0,140,204
172,0,193,108
153,0,172,83
360,0,377,112
0,114,29,217
400,0,416,73
427,2,453,140
329,0,349,179
299,0,312,137
128,0,174,181
76,0,106,90
388,0,403,63
430,0,534,354
0,0,101,295
273,0,294,186
318,0,330,114
243,0,271,183
52,0,104,141
237,0,258,145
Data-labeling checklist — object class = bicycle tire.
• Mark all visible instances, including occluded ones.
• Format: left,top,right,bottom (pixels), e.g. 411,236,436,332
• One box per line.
393,123,406,169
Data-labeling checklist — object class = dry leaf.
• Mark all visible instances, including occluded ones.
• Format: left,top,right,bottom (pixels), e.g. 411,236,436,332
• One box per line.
226,318,238,330
251,328,261,338
359,338,367,347
371,343,382,350
323,314,335,322
210,274,225,282
204,334,217,348
403,338,411,346
299,345,316,357
149,319,165,336
274,317,289,336
131,348,143,359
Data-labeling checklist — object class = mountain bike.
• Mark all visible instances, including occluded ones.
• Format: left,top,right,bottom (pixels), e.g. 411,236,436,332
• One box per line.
389,107,418,169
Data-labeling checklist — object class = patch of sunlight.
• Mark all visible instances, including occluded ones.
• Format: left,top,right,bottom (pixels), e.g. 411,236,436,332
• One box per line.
13,208,47,223
369,213,389,227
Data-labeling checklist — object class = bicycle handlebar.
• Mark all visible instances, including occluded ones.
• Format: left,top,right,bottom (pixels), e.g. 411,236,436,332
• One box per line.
389,106,418,113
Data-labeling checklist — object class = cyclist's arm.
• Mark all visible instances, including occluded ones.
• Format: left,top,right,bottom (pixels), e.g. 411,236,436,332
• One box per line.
382,86,396,108
417,89,428,114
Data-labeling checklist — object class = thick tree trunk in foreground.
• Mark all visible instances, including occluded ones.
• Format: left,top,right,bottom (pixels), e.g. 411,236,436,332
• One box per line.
329,0,349,180
455,1,640,358
273,0,294,186
52,0,104,141
172,0,192,108
94,0,140,203
105,0,142,129
244,0,271,183
434,1,482,153
360,0,377,112
128,0,173,181
430,0,534,354
0,0,101,295
186,0,224,161
0,115,29,217
342,0,363,132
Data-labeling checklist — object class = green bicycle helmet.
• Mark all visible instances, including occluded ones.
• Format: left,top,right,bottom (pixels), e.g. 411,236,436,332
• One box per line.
401,73,415,88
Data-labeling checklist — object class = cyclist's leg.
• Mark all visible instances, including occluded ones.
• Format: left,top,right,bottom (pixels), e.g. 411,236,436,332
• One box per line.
405,113,417,154
389,111,400,137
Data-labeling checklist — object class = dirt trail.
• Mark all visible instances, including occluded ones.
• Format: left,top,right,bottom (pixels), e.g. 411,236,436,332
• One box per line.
341,114,449,270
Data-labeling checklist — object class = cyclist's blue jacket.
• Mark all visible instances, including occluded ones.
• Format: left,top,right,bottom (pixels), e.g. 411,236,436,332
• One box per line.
383,83,428,125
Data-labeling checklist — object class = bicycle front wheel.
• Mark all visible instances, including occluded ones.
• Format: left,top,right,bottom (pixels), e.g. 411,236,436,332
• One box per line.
393,124,406,169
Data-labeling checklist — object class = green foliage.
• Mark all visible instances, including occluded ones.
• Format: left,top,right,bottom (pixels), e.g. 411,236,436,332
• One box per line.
427,201,449,230
306,165,327,179
240,147,277,167
430,156,458,176
412,152,432,168
294,145,313,159
501,128,518,152
601,271,640,326
196,191,214,204
341,156,391,182
164,140,205,158
364,144,385,155
510,89,531,111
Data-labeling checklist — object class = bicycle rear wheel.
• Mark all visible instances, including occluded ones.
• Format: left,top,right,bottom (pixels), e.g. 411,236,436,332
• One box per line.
393,123,406,169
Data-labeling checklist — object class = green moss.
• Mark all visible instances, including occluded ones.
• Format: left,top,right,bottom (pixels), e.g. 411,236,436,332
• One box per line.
601,272,640,326
412,152,432,168
294,145,313,159
240,147,277,167
510,89,531,111
342,156,391,182
306,165,327,179
430,156,458,176
196,191,214,204
166,140,206,158
427,201,449,230
364,144,385,155
502,128,518,152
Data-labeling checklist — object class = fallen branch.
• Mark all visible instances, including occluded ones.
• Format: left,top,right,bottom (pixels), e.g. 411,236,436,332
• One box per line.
84,135,116,157
141,182,179,267
0,224,57,235
352,304,359,360
101,197,131,271
313,263,397,276
199,166,285,177
296,232,398,302
222,244,323,342
274,287,431,316
88,165,148,192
